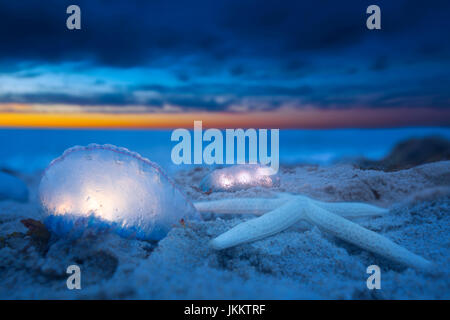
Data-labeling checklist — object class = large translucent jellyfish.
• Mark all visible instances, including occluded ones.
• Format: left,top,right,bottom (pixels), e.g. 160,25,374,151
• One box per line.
39,144,199,240
200,164,280,192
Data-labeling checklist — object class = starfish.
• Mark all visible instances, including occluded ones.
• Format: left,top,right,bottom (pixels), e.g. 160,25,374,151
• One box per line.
194,193,433,272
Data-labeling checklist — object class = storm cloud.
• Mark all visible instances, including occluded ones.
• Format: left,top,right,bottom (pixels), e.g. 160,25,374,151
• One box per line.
0,0,449,111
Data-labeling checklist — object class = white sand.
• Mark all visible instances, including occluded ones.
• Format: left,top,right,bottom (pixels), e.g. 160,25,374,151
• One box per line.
0,161,449,299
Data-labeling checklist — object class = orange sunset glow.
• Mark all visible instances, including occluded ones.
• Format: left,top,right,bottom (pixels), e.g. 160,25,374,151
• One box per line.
0,106,449,129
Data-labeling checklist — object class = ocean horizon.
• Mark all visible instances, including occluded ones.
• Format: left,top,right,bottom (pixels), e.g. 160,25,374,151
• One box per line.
1,126,449,174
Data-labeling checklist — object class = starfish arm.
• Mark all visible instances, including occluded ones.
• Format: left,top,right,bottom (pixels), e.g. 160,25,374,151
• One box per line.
195,193,387,218
311,199,388,218
209,198,304,250
194,197,289,215
303,201,433,271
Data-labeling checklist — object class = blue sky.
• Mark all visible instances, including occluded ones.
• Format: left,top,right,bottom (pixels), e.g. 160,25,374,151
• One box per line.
0,0,449,126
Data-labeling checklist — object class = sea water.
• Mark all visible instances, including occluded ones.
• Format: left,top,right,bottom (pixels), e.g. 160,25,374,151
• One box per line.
0,127,449,174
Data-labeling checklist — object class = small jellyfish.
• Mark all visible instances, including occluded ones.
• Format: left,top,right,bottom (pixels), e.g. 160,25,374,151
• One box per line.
39,144,199,240
200,164,280,192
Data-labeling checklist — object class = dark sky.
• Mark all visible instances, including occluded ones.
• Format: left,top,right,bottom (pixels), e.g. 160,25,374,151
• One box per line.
0,0,449,116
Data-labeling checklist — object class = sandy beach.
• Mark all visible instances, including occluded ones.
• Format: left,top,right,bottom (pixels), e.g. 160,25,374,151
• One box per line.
1,160,449,299
1,0,450,305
